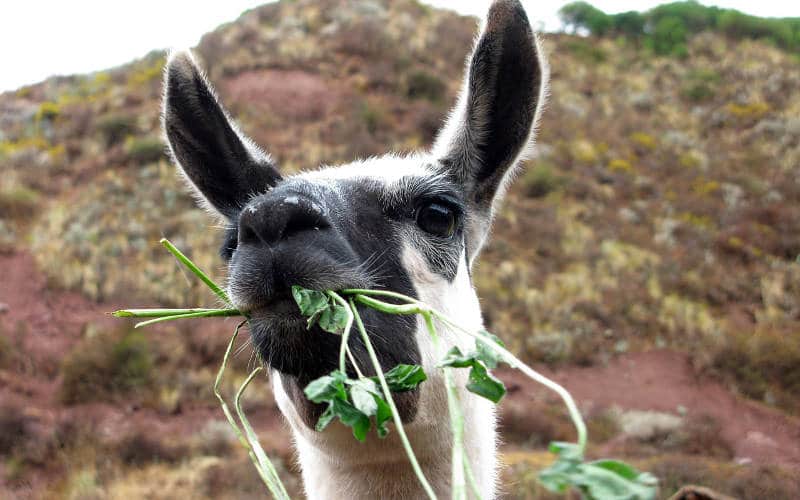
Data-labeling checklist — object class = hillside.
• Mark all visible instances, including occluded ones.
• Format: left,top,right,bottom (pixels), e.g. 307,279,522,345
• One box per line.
1,0,799,498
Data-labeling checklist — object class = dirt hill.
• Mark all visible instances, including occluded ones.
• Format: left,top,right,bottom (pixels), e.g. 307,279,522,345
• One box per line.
1,0,799,497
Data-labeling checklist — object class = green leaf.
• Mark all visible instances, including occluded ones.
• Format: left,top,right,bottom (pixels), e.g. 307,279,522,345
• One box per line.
291,286,329,317
538,442,658,500
573,462,658,499
538,442,584,493
332,398,371,442
315,404,336,432
318,303,350,334
382,364,428,392
438,346,475,368
306,310,322,330
350,379,379,416
548,441,583,461
475,330,506,369
304,371,347,403
440,345,506,403
538,467,571,493
374,394,392,438
588,460,642,480
465,362,506,403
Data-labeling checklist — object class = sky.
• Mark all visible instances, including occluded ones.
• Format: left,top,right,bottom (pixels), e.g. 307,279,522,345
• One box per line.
1,0,797,92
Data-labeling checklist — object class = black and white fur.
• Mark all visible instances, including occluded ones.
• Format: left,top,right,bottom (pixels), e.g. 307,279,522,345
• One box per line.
162,1,546,497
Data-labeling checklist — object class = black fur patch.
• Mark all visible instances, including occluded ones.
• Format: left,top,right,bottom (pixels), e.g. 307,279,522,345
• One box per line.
220,226,238,260
439,0,541,208
375,174,466,281
163,53,281,219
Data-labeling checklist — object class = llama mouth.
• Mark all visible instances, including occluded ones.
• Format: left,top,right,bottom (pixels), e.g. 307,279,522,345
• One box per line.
245,294,299,318
245,301,344,380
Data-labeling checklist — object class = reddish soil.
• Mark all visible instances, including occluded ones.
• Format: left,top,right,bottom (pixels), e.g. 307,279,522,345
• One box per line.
222,69,344,121
0,251,292,498
0,251,115,375
498,351,800,470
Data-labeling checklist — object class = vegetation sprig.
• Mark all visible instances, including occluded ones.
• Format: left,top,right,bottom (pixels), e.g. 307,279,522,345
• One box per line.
113,239,658,499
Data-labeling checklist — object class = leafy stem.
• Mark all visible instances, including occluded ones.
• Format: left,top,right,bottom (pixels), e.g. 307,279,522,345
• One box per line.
342,289,588,455
235,366,288,498
424,313,469,500
115,240,658,499
431,311,588,454
160,237,233,306
342,294,438,500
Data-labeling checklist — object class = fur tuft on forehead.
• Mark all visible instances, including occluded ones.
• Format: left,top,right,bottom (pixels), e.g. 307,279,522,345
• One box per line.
297,153,435,187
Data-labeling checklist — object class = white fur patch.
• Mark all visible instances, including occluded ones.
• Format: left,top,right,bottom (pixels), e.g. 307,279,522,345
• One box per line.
295,152,434,189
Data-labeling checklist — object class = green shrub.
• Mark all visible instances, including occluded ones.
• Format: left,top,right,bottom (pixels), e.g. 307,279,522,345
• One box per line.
97,113,137,146
712,326,800,413
649,16,689,57
0,184,41,222
559,1,800,55
35,102,60,122
405,70,446,103
0,402,29,455
125,137,165,165
565,39,607,63
612,11,646,37
718,10,797,50
681,69,720,102
560,2,612,36
358,100,388,135
59,327,153,405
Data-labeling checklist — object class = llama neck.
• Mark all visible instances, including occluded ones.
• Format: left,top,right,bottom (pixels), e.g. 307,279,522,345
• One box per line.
296,441,451,499
291,379,497,500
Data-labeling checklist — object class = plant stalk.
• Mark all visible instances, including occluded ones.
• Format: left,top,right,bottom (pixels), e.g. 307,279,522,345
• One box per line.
344,295,437,500
424,313,467,500
213,321,290,500
113,308,235,317
235,367,291,500
433,312,588,454
160,237,233,306
344,292,589,455
132,308,241,328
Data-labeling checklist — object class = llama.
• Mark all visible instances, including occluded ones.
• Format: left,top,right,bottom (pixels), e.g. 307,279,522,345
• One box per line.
161,1,546,497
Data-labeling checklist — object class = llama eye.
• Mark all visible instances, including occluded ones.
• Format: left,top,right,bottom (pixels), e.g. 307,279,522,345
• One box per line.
416,202,456,238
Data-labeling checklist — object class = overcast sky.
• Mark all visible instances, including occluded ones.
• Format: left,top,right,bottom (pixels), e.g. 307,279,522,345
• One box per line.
1,0,797,92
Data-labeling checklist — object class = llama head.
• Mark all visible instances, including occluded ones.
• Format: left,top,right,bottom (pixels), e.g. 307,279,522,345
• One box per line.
162,0,545,429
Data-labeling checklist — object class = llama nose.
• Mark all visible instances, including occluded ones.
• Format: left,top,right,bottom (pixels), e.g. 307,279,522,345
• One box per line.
238,194,329,246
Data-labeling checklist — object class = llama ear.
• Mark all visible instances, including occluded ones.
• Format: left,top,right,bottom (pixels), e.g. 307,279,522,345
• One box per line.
433,0,546,258
162,50,281,220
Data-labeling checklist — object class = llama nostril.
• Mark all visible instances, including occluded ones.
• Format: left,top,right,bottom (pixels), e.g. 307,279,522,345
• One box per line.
281,199,329,239
238,193,329,246
238,208,265,245
239,223,259,245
